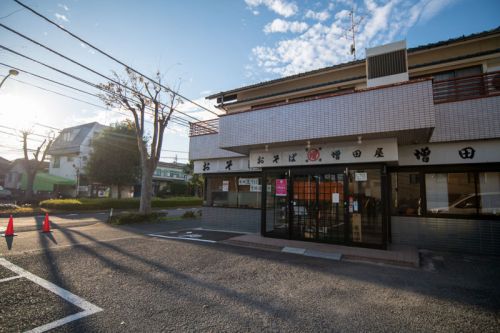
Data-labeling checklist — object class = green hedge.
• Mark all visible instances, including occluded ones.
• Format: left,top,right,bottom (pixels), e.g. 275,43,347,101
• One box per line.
39,197,202,211
109,213,161,225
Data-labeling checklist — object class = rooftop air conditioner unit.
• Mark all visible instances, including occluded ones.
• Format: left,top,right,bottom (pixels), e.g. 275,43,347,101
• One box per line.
366,40,408,88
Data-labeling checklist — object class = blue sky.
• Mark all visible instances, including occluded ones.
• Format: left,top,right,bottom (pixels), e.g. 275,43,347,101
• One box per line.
0,0,499,162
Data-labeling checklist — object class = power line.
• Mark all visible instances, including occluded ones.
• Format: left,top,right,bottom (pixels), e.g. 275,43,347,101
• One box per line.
35,123,61,131
0,63,190,128
0,23,209,123
0,62,99,99
13,0,222,117
0,124,53,139
0,144,42,153
0,129,46,143
0,57,191,127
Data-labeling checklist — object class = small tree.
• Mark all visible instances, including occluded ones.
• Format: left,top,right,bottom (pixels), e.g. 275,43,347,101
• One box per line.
86,122,141,198
99,69,181,214
21,131,53,201
183,161,204,197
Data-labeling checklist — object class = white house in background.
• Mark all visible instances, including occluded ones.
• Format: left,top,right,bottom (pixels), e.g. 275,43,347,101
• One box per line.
48,122,107,197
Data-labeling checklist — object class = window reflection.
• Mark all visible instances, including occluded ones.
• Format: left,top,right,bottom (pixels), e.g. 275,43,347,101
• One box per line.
391,172,421,216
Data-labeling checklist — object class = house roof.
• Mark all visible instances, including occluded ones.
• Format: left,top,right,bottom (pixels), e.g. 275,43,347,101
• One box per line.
206,26,500,100
157,161,187,170
48,122,106,155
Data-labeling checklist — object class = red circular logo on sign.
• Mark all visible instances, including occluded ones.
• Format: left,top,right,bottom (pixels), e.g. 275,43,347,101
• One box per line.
307,148,320,161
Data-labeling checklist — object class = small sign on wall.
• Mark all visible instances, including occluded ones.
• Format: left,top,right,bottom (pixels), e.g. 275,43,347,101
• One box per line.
222,180,229,192
276,179,287,196
355,172,367,181
332,193,340,203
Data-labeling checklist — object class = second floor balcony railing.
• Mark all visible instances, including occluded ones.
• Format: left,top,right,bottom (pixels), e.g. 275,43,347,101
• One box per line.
433,71,500,104
189,118,219,137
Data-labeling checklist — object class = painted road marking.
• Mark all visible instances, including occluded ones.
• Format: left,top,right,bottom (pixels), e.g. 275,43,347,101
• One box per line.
0,258,102,333
66,214,79,216
0,275,22,283
148,233,216,243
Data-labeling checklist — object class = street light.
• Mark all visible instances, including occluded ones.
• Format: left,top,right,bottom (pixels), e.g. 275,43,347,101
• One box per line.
0,69,19,89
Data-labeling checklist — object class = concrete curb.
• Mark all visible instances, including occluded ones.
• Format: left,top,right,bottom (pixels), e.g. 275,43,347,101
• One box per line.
221,239,419,268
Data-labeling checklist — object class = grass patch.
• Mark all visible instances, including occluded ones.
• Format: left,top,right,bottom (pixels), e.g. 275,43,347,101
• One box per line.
39,197,202,211
109,212,161,225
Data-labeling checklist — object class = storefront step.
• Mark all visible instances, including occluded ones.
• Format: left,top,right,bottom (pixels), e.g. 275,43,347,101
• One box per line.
222,234,419,268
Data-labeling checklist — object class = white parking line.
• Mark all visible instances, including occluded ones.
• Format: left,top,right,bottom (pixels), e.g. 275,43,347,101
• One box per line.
0,258,103,333
148,233,216,243
0,275,22,283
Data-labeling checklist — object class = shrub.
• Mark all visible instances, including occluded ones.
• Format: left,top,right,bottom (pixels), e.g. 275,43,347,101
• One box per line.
39,197,202,211
181,210,196,219
109,212,160,225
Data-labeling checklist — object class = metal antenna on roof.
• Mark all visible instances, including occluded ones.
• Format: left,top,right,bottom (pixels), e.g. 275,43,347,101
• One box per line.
343,3,364,61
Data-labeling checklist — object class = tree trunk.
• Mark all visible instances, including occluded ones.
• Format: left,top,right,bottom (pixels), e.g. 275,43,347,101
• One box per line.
117,185,122,199
24,170,36,201
139,165,154,214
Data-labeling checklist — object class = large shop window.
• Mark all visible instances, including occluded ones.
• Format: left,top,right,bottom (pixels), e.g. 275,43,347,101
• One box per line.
391,172,421,216
391,171,500,218
425,173,476,215
478,172,500,216
205,175,262,208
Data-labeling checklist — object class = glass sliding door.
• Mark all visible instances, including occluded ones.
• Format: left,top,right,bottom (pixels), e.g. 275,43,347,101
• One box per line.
290,171,345,243
347,169,384,246
265,172,290,238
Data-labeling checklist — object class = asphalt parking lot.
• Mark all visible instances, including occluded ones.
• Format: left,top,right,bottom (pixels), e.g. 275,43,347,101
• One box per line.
1,220,499,332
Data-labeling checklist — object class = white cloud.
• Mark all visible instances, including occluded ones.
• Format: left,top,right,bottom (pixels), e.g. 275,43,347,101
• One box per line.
419,0,456,23
263,19,308,34
249,0,456,77
245,0,298,17
305,9,330,21
57,3,69,11
54,13,69,22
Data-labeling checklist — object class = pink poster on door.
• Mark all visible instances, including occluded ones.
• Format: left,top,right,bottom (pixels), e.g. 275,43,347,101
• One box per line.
276,179,287,196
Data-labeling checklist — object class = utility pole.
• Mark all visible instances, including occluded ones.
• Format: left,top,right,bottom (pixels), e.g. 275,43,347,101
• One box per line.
0,69,19,88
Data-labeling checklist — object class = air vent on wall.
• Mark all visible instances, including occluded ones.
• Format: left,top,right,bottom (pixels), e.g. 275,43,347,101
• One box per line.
366,40,408,88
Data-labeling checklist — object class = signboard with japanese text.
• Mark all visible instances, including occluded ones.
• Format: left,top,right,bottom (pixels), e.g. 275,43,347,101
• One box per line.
398,140,500,166
239,178,259,186
194,157,261,174
249,138,398,168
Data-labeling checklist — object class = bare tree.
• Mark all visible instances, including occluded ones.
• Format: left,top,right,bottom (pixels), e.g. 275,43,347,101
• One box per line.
99,68,181,214
21,131,53,201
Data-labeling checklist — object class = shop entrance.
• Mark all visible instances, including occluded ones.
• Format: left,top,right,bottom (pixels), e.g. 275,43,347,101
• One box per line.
291,172,346,243
264,166,386,248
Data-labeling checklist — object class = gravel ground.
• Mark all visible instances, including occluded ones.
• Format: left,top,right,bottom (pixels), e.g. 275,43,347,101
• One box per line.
0,278,81,332
0,225,499,332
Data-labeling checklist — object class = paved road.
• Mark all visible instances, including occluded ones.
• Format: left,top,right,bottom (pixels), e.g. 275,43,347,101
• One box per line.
1,220,499,332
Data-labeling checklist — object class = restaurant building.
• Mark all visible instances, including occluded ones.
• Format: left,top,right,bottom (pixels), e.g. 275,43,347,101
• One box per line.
189,27,500,255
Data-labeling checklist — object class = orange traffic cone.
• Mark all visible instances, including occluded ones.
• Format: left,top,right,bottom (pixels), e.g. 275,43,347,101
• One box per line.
3,215,15,237
42,213,51,233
